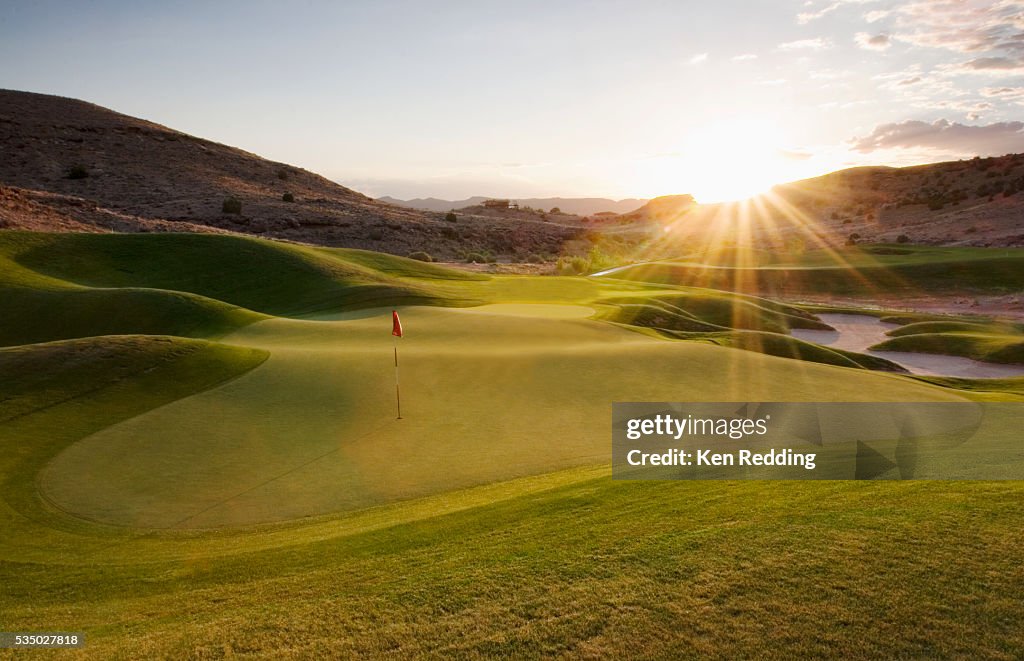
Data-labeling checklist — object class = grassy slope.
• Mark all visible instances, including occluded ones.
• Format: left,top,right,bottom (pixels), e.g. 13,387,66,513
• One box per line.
592,292,905,371
3,233,1024,656
38,306,964,529
0,335,268,539
2,331,1022,657
607,244,1024,296
3,475,1023,658
0,232,485,346
871,320,1024,365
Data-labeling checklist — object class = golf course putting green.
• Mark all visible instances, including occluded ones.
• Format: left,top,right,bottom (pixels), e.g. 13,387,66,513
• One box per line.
41,305,965,529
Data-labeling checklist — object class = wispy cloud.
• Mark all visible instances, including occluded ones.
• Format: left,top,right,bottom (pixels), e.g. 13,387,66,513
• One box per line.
778,37,832,51
945,56,1024,76
797,1,840,25
980,86,1024,99
851,118,1024,155
855,32,891,51
731,53,758,61
688,52,708,65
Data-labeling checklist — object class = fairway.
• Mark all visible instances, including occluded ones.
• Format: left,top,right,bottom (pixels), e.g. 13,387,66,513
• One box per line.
42,304,964,529
3,233,1024,658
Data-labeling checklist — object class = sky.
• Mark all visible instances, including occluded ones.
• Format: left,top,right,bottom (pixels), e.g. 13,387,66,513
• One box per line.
3,0,1024,202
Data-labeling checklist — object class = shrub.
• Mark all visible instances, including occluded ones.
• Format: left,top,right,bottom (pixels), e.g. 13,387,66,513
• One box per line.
897,234,910,244
282,192,295,202
550,207,561,214
445,210,457,222
526,253,544,264
441,226,458,239
277,169,289,180
848,232,861,240
368,228,384,241
66,164,88,179
222,197,242,214
465,252,488,264
408,251,433,262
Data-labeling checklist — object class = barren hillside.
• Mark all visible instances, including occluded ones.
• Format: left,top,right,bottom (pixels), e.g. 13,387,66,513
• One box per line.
0,90,579,260
617,161,1024,251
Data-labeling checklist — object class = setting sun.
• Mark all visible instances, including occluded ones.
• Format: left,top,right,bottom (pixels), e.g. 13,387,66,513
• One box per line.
674,118,794,203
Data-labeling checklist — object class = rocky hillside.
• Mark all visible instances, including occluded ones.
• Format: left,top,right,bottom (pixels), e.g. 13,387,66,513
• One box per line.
618,160,1024,250
771,157,1024,246
0,90,579,261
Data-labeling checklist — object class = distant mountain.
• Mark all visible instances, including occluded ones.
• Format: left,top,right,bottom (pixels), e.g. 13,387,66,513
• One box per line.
380,196,648,216
617,195,697,222
0,90,580,260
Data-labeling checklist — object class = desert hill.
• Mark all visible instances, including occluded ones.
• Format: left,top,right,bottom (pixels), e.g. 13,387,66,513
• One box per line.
0,90,578,261
616,160,1024,251
381,195,648,216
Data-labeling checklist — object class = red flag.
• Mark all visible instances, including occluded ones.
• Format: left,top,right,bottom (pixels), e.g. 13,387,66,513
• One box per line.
391,310,403,337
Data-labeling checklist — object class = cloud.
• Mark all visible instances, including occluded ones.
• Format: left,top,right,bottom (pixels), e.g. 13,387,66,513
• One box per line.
885,1,1024,75
797,1,840,24
947,56,1024,75
688,52,708,65
855,32,891,51
778,37,831,51
731,53,758,61
797,0,881,24
980,86,1024,99
851,118,1024,155
864,9,891,23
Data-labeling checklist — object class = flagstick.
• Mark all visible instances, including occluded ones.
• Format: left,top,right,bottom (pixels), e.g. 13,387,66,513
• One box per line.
393,334,402,420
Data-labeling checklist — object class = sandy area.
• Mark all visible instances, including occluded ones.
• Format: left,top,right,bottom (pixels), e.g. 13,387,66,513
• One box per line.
794,313,1024,378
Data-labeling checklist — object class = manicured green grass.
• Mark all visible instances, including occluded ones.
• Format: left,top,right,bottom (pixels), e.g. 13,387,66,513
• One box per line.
0,335,267,535
36,305,964,529
872,332,1024,364
0,232,489,346
4,231,1024,657
605,244,1024,296
591,293,908,371
864,318,1024,365
0,286,264,347
688,330,906,371
2,474,1023,658
1,232,473,315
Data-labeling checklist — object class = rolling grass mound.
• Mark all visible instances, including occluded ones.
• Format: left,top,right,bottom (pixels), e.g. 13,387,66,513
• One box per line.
0,231,485,345
668,329,906,372
599,291,829,334
604,245,1024,296
886,320,1023,337
0,334,267,530
870,317,1024,364
872,332,1024,364
0,286,264,347
590,291,907,371
2,235,1024,655
4,232,466,316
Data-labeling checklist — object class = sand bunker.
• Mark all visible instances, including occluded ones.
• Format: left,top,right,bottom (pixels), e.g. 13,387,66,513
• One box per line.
793,313,1024,378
